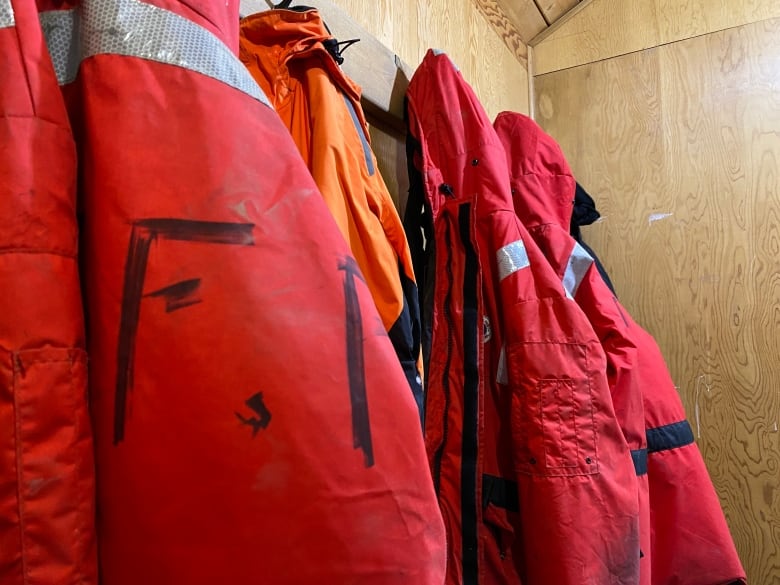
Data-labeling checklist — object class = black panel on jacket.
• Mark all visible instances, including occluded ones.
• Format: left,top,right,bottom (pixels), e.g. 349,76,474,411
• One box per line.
570,182,617,295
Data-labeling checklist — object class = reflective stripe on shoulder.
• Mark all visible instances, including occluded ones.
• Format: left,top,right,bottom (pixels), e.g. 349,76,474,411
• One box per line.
497,239,529,281
562,241,594,298
432,48,460,72
0,0,13,29
40,0,270,107
39,9,78,84
341,92,375,176
647,420,695,454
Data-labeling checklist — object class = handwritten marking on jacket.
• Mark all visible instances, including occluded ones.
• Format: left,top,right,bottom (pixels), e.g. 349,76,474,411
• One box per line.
339,256,374,468
145,278,203,312
235,392,272,437
114,219,255,445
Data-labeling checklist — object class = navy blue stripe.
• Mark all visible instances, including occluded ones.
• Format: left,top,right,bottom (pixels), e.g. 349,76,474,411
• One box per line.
459,204,479,584
342,93,375,176
647,420,694,454
631,449,648,476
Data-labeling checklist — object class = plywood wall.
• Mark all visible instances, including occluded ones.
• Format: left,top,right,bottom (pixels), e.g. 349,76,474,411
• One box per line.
329,0,529,121
532,0,780,74
534,16,780,585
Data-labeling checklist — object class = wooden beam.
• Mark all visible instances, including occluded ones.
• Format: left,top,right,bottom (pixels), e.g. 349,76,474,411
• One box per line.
239,0,412,132
529,0,593,46
469,0,535,65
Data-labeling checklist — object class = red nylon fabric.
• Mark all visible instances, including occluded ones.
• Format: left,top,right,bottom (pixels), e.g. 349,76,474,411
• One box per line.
407,49,640,585
0,0,97,583
495,111,745,585
58,1,446,583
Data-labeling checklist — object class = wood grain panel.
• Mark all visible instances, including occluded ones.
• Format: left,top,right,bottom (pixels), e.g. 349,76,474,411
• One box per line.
469,5,530,120
330,0,529,120
495,0,547,40
535,18,780,584
535,0,580,24
533,0,660,73
533,0,780,74
655,0,780,45
470,0,529,63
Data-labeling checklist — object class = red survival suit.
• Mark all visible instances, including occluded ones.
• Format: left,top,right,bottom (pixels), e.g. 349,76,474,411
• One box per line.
405,49,640,585
40,1,446,583
495,112,745,585
0,1,97,583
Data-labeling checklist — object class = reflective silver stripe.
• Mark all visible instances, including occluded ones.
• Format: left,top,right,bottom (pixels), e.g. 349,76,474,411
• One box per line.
0,0,13,29
40,0,270,107
342,93,375,176
432,48,460,71
497,240,529,281
40,9,79,85
562,241,594,298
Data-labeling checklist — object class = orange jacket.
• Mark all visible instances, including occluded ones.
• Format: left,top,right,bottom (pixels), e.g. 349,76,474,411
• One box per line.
240,9,424,415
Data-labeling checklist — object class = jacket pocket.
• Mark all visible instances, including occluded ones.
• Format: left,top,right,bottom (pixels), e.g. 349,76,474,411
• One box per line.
508,341,599,477
0,347,96,585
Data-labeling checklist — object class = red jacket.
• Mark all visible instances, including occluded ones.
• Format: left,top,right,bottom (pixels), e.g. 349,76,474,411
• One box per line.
495,111,745,585
0,1,97,582
40,1,446,583
406,49,640,585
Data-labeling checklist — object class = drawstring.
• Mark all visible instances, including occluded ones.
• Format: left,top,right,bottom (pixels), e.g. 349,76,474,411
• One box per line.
323,38,360,65
272,0,360,65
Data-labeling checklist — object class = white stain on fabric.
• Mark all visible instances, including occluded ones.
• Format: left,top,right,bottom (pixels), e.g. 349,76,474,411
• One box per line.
648,212,674,225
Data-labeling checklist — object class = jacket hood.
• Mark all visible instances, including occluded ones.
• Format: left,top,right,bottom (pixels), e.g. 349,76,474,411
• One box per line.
241,8,330,59
405,50,513,220
239,9,361,105
494,112,575,230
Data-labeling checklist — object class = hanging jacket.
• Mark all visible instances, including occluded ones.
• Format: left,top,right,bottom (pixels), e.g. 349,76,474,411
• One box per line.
239,9,424,417
405,49,640,585
495,111,745,585
0,0,97,583
494,111,650,584
39,1,446,583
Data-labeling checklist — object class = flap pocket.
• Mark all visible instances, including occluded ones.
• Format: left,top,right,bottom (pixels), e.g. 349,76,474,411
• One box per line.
509,341,598,477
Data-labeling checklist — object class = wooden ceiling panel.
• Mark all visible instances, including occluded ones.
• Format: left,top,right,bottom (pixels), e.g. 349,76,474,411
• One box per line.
469,0,587,67
534,0,580,24
495,0,547,41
